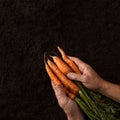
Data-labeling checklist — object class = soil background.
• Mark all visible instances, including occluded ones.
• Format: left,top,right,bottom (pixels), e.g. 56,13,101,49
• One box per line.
0,0,120,120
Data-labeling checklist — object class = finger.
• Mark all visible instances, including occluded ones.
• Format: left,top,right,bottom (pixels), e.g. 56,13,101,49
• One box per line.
68,56,86,71
67,72,84,82
51,82,70,108
51,82,69,100
68,56,85,65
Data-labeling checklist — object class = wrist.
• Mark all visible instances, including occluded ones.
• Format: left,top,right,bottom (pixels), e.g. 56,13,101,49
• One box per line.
67,115,82,120
65,110,84,120
97,78,108,94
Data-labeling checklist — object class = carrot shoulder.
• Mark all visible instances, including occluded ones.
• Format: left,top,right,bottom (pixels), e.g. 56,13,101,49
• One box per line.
47,59,79,95
57,46,81,74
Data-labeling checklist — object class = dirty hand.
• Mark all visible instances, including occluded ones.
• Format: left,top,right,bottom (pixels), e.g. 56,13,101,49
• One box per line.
67,56,104,91
52,82,84,120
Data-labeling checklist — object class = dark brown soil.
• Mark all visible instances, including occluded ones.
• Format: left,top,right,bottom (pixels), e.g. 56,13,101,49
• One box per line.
0,0,120,120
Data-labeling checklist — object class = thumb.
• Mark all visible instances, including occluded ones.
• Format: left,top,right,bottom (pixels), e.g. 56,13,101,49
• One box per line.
67,72,83,82
51,82,70,108
51,82,68,99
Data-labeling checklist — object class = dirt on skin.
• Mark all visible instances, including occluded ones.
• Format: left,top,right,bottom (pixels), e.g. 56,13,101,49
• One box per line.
0,0,120,120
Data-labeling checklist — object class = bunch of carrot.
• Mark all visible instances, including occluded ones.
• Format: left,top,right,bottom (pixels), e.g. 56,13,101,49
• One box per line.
45,46,80,99
44,46,120,120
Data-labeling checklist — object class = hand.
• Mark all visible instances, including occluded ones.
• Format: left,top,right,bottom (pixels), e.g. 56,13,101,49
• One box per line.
67,56,104,91
67,56,120,103
51,82,85,120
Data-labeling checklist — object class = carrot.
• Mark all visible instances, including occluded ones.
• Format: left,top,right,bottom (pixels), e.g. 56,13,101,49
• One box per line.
45,63,62,86
57,46,81,74
47,59,79,95
44,53,62,86
45,62,75,99
63,87,75,99
51,56,72,75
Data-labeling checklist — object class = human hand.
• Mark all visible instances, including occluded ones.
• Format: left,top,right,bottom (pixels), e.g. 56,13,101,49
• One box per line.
51,82,84,120
67,56,104,91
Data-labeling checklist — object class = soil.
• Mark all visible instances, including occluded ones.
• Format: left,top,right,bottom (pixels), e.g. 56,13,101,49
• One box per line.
0,0,120,120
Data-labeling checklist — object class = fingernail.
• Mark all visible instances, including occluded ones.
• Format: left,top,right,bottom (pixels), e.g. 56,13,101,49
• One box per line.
67,73,72,78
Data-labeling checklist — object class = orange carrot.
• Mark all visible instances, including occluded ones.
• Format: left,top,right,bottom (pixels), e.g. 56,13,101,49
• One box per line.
47,59,79,95
45,63,62,86
45,63,75,99
57,46,81,74
51,56,72,75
